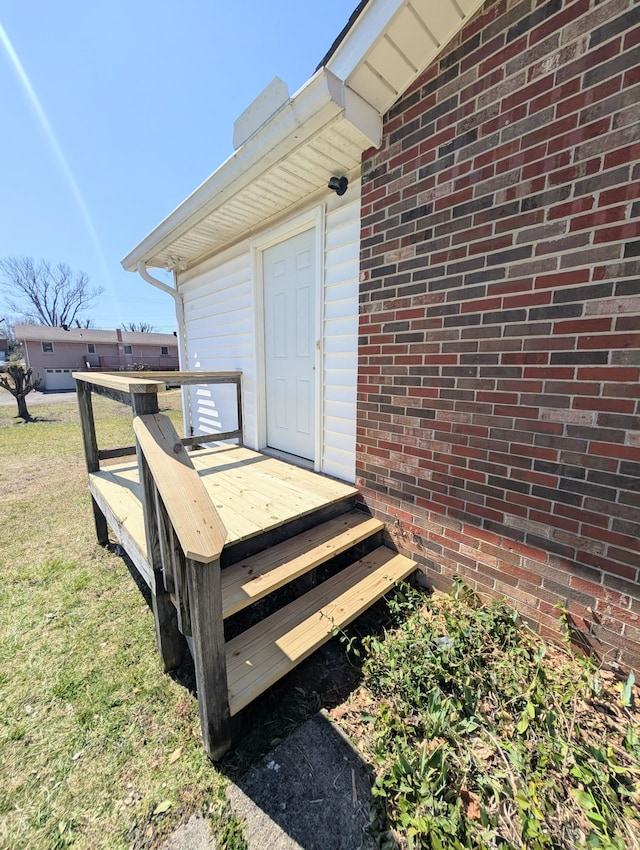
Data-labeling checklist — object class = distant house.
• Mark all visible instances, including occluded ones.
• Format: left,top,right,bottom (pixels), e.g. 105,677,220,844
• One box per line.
0,337,8,367
15,324,179,390
123,0,640,671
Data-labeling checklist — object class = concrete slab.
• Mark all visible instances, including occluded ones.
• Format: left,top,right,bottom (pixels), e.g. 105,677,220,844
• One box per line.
157,814,217,850
0,388,76,406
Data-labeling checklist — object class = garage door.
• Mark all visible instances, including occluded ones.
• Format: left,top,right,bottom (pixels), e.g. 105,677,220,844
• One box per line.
44,368,75,391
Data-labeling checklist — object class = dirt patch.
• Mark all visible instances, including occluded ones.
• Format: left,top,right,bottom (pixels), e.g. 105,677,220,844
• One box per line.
227,712,377,850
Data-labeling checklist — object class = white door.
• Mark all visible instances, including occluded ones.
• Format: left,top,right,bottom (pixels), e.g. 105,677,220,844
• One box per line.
45,368,75,390
263,229,316,460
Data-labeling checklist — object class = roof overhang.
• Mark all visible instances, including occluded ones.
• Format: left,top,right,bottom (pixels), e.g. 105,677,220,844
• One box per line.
122,68,381,273
15,324,177,345
123,0,486,274
325,0,487,114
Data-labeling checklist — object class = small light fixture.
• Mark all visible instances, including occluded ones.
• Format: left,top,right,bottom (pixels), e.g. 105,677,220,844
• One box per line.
328,175,348,196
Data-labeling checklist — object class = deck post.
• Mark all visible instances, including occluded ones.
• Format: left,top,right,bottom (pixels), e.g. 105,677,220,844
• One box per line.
130,390,160,418
90,497,109,547
76,378,109,545
186,556,232,761
235,376,243,446
134,390,185,671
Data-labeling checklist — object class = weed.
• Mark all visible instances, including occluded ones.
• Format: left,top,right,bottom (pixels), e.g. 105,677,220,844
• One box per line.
333,581,640,850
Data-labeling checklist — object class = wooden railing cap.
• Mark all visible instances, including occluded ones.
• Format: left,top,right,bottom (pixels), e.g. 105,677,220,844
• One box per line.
74,370,242,394
73,372,165,394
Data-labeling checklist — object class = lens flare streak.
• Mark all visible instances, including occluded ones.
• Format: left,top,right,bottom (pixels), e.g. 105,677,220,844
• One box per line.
0,20,117,305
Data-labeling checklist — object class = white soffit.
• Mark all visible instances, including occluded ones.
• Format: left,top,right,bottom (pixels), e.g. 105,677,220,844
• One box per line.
122,69,380,273
326,0,488,114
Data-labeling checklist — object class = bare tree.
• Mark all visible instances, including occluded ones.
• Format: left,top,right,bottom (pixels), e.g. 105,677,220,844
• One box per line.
0,256,103,328
121,321,155,333
0,364,41,421
0,316,21,363
0,315,15,341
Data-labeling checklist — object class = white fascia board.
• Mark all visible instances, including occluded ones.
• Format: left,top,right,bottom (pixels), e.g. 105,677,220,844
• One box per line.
344,84,381,150
122,68,380,273
324,0,406,82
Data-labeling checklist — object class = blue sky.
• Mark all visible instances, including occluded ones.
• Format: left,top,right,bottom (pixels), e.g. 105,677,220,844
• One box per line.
0,1,354,332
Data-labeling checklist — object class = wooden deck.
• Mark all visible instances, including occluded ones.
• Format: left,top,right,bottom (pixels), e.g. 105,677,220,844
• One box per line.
90,444,358,586
74,371,415,759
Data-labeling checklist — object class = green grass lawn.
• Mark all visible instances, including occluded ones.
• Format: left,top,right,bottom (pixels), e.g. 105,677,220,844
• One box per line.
0,391,243,850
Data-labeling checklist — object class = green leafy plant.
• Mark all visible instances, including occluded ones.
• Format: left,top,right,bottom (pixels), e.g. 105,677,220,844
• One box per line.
337,580,640,850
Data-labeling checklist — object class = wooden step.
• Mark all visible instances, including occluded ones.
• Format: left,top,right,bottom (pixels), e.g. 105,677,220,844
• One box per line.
221,511,384,618
225,546,415,715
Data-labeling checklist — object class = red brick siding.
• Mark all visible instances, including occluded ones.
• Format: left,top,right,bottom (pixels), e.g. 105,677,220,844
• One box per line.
357,0,640,671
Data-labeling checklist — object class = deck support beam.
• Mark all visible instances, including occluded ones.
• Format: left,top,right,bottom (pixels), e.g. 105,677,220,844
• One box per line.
141,477,185,670
186,557,232,761
76,379,100,472
151,576,185,672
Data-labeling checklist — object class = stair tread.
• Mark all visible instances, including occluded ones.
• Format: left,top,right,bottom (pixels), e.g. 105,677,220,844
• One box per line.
221,511,384,618
225,546,415,715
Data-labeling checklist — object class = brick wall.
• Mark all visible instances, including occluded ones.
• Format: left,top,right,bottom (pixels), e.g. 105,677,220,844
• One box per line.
357,0,640,671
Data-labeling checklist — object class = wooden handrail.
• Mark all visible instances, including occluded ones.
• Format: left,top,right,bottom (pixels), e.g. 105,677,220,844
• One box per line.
116,370,242,385
133,413,227,562
73,370,242,393
72,371,166,394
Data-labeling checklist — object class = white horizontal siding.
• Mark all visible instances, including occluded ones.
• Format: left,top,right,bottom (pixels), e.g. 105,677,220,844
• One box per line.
177,181,361,482
322,182,360,482
324,404,358,434
324,283,360,318
180,246,258,447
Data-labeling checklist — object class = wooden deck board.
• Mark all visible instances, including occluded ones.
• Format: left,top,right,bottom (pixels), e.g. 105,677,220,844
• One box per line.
203,473,327,536
225,547,416,715
199,472,298,533
90,472,151,585
89,445,357,585
192,451,347,507
221,512,384,618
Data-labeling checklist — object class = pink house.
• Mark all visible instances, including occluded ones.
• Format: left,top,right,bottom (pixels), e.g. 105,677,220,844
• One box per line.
16,324,179,390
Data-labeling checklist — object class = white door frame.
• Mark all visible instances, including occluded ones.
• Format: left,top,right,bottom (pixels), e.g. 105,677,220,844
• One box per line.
252,206,325,471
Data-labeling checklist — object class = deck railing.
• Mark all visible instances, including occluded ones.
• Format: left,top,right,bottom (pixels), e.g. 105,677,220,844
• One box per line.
73,370,242,759
74,370,243,468
134,413,231,758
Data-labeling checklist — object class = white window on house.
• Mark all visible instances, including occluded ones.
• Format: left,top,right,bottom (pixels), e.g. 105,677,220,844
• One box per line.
42,342,54,353
161,346,169,355
87,343,96,354
124,344,133,355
